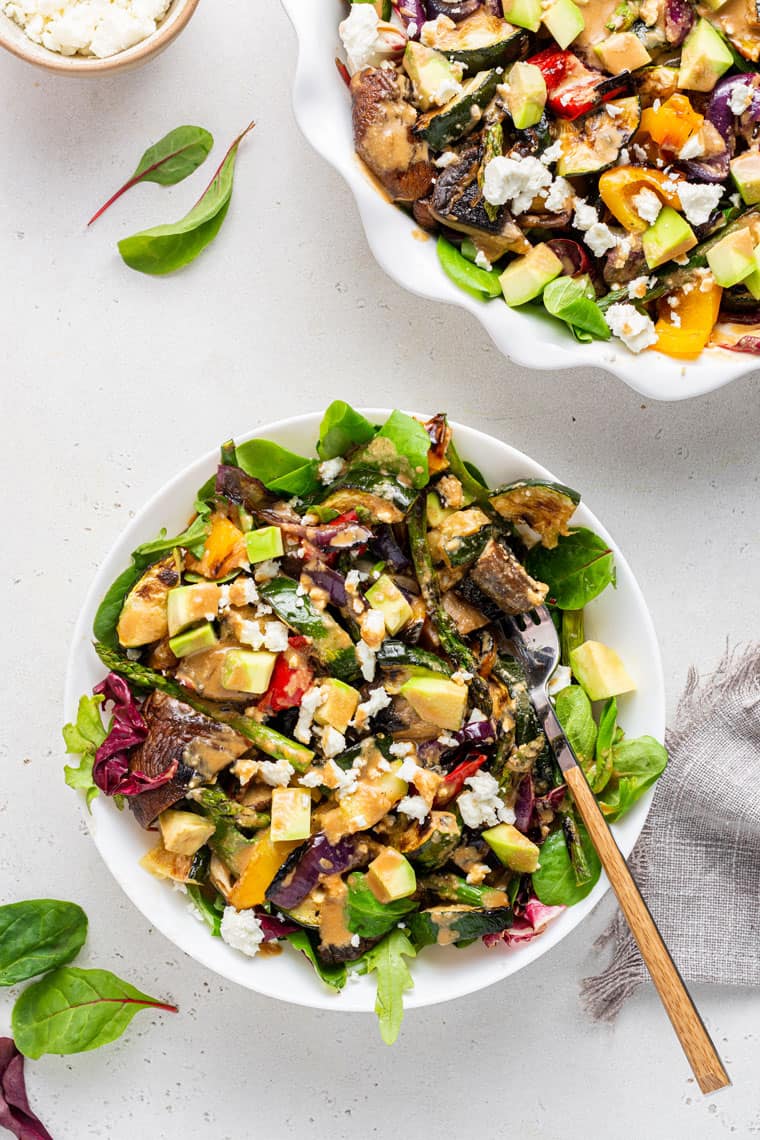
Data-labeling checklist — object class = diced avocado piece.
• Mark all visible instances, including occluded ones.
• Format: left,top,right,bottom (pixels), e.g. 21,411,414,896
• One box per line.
502,0,542,32
168,622,218,659
500,242,563,306
270,787,312,842
426,491,454,528
400,675,468,731
313,678,361,734
158,810,215,857
332,762,408,836
742,246,760,300
167,582,219,636
570,640,636,701
365,574,413,636
366,848,417,903
542,0,585,49
730,151,760,206
403,41,462,111
677,19,733,93
245,525,284,565
117,552,180,648
506,61,547,130
594,31,651,72
221,648,277,694
482,822,540,873
706,226,756,287
641,206,697,269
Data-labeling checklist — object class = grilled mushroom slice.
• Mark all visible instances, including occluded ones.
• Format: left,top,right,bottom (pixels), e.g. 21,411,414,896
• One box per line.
351,67,435,201
429,147,530,260
469,538,548,615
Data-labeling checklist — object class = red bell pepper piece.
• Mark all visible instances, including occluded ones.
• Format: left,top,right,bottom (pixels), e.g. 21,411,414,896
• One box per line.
260,638,314,713
436,752,488,805
528,48,628,121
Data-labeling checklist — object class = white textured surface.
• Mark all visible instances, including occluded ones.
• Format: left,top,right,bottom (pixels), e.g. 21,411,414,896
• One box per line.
0,1,759,1136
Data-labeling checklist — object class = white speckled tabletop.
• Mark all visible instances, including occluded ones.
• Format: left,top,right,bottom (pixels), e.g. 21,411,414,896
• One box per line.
1,2,759,1136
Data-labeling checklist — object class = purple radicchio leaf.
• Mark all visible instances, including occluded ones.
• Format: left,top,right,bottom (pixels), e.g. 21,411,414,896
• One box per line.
482,898,565,948
253,909,300,940
453,717,497,747
717,335,760,354
0,1039,54,1140
92,673,176,798
393,0,426,35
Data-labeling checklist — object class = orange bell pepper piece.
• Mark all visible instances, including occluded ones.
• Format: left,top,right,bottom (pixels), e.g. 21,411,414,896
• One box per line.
639,94,703,154
185,513,246,579
653,281,723,359
228,830,301,910
599,167,683,233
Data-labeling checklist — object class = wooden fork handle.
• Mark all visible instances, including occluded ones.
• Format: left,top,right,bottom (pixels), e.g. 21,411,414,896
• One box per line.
564,763,730,1095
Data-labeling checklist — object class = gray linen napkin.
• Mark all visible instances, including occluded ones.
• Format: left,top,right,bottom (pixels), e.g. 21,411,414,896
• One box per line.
580,645,760,1020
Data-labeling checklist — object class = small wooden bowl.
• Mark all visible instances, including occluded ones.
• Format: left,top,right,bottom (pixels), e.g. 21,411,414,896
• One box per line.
0,0,201,75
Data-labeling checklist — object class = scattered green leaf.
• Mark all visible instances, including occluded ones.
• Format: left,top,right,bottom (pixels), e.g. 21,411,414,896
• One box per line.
554,685,596,773
598,736,668,821
0,902,88,987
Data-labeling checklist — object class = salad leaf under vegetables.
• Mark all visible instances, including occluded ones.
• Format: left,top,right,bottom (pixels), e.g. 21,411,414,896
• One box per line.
527,527,616,609
286,931,347,991
377,410,431,488
532,823,602,907
554,685,596,772
542,277,611,342
62,694,107,810
317,400,376,460
437,236,503,302
597,736,668,821
360,928,416,1046
235,439,319,496
345,874,417,939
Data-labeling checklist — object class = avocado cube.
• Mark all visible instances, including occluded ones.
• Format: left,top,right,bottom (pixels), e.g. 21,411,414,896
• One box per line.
706,226,756,287
502,0,542,31
336,762,409,834
541,0,585,49
366,848,417,903
313,678,361,734
426,491,454,528
482,822,541,873
270,787,312,842
743,246,760,300
221,648,277,694
570,640,636,702
168,622,218,659
365,574,413,636
400,675,468,731
678,18,733,92
506,62,547,130
730,151,760,206
167,582,220,636
500,242,564,306
159,810,215,857
245,526,284,565
594,31,651,73
641,206,697,269
403,41,462,111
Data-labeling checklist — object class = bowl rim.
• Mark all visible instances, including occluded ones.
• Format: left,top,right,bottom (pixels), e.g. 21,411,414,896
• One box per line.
64,408,666,1013
280,0,759,403
0,0,200,74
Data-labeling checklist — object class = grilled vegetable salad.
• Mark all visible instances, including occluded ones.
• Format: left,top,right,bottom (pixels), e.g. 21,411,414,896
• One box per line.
338,0,760,361
64,404,667,1042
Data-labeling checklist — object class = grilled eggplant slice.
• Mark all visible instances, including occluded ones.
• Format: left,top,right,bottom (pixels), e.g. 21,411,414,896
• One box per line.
556,96,641,177
423,10,530,74
488,481,580,549
351,67,435,201
415,69,502,151
470,538,548,615
407,903,513,946
429,147,531,260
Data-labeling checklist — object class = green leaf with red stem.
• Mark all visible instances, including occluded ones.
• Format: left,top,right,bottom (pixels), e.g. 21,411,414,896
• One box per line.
88,125,214,226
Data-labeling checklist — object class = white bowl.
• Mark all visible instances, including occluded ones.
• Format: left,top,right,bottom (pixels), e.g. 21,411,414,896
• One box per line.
282,0,756,403
65,410,665,1014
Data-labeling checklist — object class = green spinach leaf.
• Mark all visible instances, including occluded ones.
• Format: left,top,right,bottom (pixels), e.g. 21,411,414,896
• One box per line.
589,697,617,793
185,886,223,937
437,236,502,300
286,930,346,990
88,125,214,225
118,121,254,276
361,928,416,1045
554,685,596,770
345,873,417,939
317,401,376,460
63,694,107,810
377,410,430,488
11,967,177,1059
0,902,88,987
235,439,319,496
532,824,601,906
598,736,668,821
543,276,611,341
527,527,616,609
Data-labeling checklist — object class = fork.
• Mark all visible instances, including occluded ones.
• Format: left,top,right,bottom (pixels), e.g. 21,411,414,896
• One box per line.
501,605,730,1096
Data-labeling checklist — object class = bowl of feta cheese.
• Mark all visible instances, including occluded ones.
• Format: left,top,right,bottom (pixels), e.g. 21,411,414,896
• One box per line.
0,0,200,73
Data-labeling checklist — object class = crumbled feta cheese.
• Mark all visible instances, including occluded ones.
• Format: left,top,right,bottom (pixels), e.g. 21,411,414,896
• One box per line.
298,768,325,788
321,726,346,759
605,102,622,118
345,569,368,590
397,756,420,783
353,685,392,730
632,187,662,225
356,638,376,682
474,249,493,271
544,176,574,214
389,741,415,758
605,303,657,354
632,143,648,163
451,670,472,684
670,311,682,328
220,907,265,957
435,151,462,169
360,607,386,651
350,933,361,948
540,140,563,166
730,192,741,208
573,198,598,232
616,147,631,166
294,685,325,744
241,578,260,605
548,664,572,695
253,559,280,583
677,182,724,226
238,620,265,651
420,13,455,45
457,772,515,829
627,275,655,300
318,457,346,484
437,734,459,748
263,621,289,652
584,222,616,257
467,708,488,724
231,756,259,784
482,154,552,215
678,134,704,160
257,759,295,787
729,83,753,115
218,584,231,613
1,0,171,58
431,74,463,106
338,3,386,73
397,795,430,822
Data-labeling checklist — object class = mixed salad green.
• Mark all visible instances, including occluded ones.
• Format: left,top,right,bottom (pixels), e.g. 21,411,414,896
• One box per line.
338,0,760,361
64,403,666,1041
